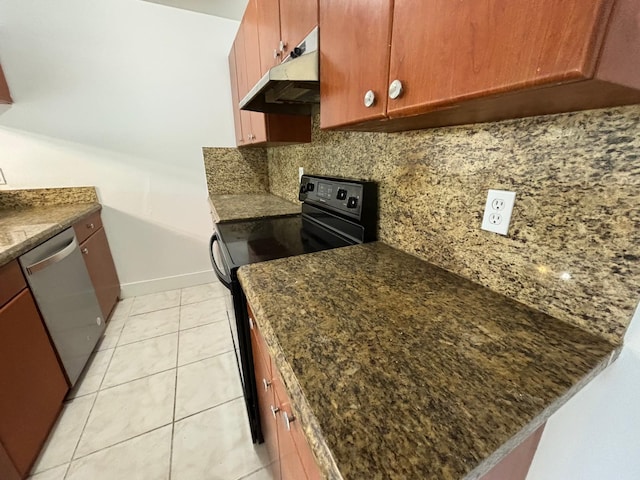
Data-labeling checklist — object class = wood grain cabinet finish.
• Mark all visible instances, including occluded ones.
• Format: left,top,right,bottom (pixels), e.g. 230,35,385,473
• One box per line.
256,0,282,75
0,64,11,104
278,0,318,57
248,304,321,480
320,0,640,131
0,289,68,479
0,260,26,307
228,1,312,147
74,211,120,320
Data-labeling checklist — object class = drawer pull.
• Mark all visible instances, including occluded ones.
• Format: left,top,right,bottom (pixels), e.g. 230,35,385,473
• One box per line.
283,411,295,431
270,405,280,418
82,248,89,255
87,223,95,229
263,378,271,391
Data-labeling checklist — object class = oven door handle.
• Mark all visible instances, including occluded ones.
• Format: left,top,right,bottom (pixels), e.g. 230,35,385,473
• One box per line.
209,233,232,290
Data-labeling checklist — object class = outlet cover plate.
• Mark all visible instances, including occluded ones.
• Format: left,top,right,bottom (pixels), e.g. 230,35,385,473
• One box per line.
298,167,304,183
481,189,516,235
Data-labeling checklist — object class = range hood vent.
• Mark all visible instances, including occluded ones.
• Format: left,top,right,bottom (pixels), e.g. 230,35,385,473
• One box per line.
240,27,319,116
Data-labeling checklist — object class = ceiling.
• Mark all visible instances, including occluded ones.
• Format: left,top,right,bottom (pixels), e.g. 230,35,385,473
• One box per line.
142,0,248,20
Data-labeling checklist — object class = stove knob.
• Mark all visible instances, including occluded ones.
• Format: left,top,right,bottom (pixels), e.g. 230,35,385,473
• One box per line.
306,183,315,192
337,189,347,200
347,197,358,208
299,185,306,194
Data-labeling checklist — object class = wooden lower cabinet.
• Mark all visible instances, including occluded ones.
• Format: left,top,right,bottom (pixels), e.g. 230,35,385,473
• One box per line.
79,226,120,320
74,211,120,321
0,289,68,479
249,304,322,480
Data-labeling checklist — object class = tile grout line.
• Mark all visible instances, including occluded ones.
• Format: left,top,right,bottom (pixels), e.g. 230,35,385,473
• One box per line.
168,291,185,480
174,395,244,424
61,304,129,480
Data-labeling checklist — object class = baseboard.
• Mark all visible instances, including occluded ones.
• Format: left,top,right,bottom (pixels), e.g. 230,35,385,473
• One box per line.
119,270,217,298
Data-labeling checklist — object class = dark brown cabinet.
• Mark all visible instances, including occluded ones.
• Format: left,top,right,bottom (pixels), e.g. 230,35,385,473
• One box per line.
320,0,640,131
248,304,322,480
0,262,68,480
0,64,11,104
74,211,120,321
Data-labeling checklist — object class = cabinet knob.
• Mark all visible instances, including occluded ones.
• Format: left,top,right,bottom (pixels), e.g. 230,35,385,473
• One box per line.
249,317,254,329
279,40,287,52
87,223,95,229
273,49,280,59
263,378,271,391
389,79,403,99
364,90,376,108
81,248,89,255
270,405,280,417
283,411,295,431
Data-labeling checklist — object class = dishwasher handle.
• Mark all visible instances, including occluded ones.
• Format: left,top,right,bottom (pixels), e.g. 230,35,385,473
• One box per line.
25,237,78,275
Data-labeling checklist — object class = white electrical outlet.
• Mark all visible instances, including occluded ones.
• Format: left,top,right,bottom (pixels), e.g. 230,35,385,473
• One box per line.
0,168,6,185
299,167,304,183
481,189,516,235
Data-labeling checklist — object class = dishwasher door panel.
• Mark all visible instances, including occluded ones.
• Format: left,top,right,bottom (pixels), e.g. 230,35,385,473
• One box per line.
19,227,105,386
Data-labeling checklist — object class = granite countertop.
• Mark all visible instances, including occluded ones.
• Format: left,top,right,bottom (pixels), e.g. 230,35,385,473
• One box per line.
209,193,301,223
238,242,618,480
0,203,101,266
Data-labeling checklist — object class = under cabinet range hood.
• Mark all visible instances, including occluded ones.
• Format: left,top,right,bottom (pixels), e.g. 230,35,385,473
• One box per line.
240,27,319,116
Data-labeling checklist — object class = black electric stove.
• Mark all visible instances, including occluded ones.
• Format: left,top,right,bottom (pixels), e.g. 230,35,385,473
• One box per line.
209,175,377,443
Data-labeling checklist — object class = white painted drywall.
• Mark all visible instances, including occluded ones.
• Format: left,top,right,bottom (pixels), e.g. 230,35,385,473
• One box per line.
526,303,640,480
0,0,239,295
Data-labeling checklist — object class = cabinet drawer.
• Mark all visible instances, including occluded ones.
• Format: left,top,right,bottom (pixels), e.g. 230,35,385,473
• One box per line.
0,260,26,307
73,210,103,244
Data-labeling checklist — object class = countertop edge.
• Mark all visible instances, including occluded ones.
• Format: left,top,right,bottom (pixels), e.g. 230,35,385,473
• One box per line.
463,347,621,479
0,203,101,267
240,272,344,480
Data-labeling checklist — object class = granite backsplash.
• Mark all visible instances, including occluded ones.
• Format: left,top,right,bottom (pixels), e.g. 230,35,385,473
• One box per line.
0,186,98,209
267,106,640,344
203,147,268,195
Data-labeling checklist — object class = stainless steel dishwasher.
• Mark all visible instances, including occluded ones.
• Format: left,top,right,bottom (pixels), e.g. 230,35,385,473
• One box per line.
19,227,106,386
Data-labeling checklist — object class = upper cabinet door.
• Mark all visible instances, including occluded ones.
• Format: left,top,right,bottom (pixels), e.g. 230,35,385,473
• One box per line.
279,0,318,55
228,44,245,146
319,0,393,129
386,0,613,118
256,0,282,75
243,0,264,90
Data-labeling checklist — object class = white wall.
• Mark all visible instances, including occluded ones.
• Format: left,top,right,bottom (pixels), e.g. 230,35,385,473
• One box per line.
0,0,239,295
526,304,640,480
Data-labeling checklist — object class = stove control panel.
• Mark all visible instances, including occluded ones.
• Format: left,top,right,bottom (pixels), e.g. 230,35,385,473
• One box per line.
299,175,376,220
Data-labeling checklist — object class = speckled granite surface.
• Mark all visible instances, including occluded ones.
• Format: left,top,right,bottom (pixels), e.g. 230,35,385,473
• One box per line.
203,147,268,195
0,187,98,209
238,242,618,480
0,203,101,266
209,194,300,223
267,106,640,344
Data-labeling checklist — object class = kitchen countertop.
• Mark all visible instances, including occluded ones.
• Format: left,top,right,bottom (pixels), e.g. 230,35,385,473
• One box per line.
0,203,101,266
209,193,301,223
238,242,618,480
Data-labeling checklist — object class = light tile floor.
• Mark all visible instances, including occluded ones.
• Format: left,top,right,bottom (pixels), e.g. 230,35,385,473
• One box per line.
28,283,274,480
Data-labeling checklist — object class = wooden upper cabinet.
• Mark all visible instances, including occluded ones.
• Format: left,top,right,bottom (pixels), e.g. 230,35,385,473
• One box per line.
319,0,393,129
320,0,640,131
0,64,11,104
279,0,318,55
386,0,613,117
256,0,282,75
243,0,264,90
228,44,246,146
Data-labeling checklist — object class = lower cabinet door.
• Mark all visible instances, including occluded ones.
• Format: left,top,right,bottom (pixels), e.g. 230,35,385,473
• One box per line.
251,328,279,476
275,387,308,480
80,227,120,320
0,289,68,478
